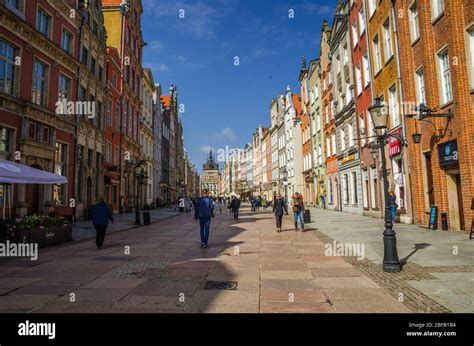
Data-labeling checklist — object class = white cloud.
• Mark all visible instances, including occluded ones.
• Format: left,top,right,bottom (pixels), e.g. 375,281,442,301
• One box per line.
200,145,215,154
216,127,236,141
147,40,164,52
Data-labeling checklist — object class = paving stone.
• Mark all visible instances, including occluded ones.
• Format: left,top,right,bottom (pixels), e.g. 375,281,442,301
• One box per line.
314,276,380,288
261,301,334,313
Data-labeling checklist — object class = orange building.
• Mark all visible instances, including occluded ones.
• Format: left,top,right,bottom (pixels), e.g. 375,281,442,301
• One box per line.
321,20,338,211
394,0,473,231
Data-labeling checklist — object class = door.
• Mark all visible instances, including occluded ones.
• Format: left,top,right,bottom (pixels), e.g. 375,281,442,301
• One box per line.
456,174,465,231
86,177,93,207
25,164,41,215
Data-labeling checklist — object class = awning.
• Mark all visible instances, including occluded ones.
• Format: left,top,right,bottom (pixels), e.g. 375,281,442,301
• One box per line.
389,128,402,156
0,160,67,184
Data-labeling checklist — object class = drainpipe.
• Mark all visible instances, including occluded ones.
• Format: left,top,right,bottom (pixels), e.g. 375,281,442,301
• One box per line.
73,8,87,222
392,0,414,223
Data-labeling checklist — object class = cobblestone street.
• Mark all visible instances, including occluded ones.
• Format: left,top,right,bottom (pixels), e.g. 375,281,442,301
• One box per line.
0,206,471,313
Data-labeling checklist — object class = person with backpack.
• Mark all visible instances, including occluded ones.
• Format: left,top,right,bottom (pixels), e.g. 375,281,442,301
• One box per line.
194,189,215,248
291,192,305,232
91,196,114,249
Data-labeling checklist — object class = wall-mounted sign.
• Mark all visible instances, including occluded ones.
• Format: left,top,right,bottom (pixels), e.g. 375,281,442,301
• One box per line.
438,140,458,167
341,154,356,164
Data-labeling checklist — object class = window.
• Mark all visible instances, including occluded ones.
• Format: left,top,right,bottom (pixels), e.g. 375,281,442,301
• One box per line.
367,111,374,140
81,47,88,66
373,35,381,72
28,122,36,140
115,104,120,131
106,142,112,163
359,6,366,34
343,174,349,204
0,127,12,156
328,178,333,204
467,27,474,89
368,0,376,17
352,171,358,204
383,19,393,61
53,142,67,204
343,45,348,65
340,128,346,151
346,83,352,104
6,0,22,11
36,8,51,38
79,86,86,101
57,75,70,113
326,137,331,158
61,29,73,54
362,53,370,87
352,20,358,47
389,86,399,128
97,101,102,129
41,126,49,143
107,100,112,126
409,3,420,42
348,123,354,147
317,113,321,132
112,73,117,88
90,57,96,75
355,64,362,95
438,50,452,104
0,40,19,95
114,145,119,165
32,59,48,107
98,66,103,82
318,145,322,165
432,0,444,20
415,68,426,104
331,133,336,156
359,113,366,146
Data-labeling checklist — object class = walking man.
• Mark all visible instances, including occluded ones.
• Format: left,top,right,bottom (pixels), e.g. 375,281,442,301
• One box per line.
291,192,305,231
194,189,214,248
230,196,241,219
273,193,286,232
91,196,114,249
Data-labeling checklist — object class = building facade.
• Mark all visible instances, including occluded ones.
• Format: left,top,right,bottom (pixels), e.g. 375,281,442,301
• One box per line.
201,150,219,197
331,0,363,215
394,0,473,231
365,0,413,223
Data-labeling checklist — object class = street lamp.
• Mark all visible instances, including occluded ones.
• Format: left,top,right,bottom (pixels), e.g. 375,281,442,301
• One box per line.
368,97,401,273
134,159,147,225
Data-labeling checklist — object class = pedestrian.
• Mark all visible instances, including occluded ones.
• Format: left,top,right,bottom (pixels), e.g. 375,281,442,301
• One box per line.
230,196,241,219
388,190,398,224
291,192,305,231
251,197,257,212
273,193,286,233
91,196,114,249
320,194,326,209
194,189,215,248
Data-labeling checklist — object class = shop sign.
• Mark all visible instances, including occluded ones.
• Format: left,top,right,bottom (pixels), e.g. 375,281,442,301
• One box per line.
438,140,458,167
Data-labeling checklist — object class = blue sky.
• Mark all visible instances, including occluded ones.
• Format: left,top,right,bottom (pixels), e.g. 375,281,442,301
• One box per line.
142,0,333,171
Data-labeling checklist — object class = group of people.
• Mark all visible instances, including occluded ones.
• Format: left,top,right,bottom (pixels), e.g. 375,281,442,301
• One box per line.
272,192,305,233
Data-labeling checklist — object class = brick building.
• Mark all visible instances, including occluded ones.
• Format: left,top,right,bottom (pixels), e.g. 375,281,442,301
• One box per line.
394,0,474,231
321,20,339,211
299,57,315,204
104,47,122,213
350,0,378,218
365,0,413,223
103,0,144,212
0,0,80,218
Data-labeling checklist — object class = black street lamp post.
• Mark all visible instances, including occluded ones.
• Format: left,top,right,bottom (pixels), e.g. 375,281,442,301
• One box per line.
368,97,401,273
134,160,147,226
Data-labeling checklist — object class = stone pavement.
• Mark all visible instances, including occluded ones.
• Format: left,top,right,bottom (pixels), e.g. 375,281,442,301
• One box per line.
72,208,180,241
307,207,474,313
0,206,469,313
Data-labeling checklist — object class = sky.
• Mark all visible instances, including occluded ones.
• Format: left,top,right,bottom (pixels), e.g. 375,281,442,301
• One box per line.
141,0,334,172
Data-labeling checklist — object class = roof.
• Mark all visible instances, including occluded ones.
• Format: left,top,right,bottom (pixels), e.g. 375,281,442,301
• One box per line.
161,96,171,108
292,94,302,116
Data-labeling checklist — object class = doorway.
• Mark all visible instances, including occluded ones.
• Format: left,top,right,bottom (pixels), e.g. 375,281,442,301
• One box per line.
455,174,465,231
86,176,93,207
25,164,41,215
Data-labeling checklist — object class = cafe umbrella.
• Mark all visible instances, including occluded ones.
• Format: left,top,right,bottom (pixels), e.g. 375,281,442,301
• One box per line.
0,160,67,219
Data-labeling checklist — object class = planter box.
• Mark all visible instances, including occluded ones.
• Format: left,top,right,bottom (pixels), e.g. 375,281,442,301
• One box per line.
13,228,30,243
27,224,73,248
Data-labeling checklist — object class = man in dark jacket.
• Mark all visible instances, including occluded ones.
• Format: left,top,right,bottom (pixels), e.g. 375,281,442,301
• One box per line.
194,189,214,248
230,196,241,219
91,197,114,249
273,194,286,232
